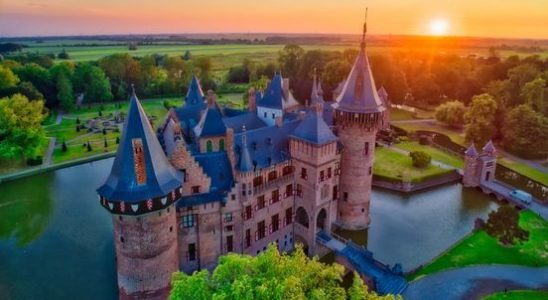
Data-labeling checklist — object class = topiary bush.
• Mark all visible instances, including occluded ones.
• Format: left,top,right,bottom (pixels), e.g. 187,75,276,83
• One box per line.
409,151,431,168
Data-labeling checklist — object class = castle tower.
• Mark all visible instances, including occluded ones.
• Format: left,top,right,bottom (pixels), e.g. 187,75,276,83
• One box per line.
289,103,339,254
463,144,479,187
193,91,228,153
478,140,497,184
331,10,386,230
97,88,183,300
256,73,300,126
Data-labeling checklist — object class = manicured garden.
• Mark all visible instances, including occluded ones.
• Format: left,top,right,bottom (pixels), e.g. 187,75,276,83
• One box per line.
408,210,548,281
483,290,548,300
373,147,454,183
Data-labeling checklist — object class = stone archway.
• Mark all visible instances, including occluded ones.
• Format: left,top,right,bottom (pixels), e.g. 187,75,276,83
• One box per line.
294,234,309,255
316,208,327,231
296,206,309,228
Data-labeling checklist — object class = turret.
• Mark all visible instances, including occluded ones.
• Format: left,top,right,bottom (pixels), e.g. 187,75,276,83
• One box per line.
193,91,228,153
97,87,183,299
256,73,300,126
479,140,497,184
463,144,479,187
331,9,386,229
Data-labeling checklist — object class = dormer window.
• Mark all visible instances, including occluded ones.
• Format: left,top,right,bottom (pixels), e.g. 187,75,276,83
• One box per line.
132,138,146,185
266,138,272,145
251,142,257,150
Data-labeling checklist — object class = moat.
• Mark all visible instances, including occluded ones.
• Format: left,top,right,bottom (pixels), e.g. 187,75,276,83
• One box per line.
0,158,498,299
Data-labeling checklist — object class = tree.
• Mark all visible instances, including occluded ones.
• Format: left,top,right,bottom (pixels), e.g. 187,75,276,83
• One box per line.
0,65,20,90
14,63,56,107
434,100,466,128
501,105,548,158
57,49,70,59
169,244,397,300
56,69,74,111
464,93,498,146
182,50,192,61
0,94,46,159
62,140,68,152
278,44,305,79
87,142,92,152
86,66,113,103
409,151,431,168
104,138,108,148
483,205,529,246
520,77,546,116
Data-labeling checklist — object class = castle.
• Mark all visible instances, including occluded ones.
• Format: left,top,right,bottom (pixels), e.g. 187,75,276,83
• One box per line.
96,19,389,299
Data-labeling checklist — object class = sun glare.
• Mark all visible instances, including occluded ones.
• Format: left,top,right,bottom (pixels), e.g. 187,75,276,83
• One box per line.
429,19,449,36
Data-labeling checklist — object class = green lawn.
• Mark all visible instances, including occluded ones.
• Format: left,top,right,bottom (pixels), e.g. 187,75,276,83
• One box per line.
498,157,548,186
408,210,548,281
395,122,466,145
52,136,118,163
396,141,464,168
390,108,417,121
483,290,548,300
373,147,453,183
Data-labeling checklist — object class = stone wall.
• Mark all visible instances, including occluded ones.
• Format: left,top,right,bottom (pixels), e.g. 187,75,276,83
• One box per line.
112,204,179,300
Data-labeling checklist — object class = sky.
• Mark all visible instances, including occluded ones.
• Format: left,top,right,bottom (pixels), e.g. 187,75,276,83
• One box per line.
1,0,547,39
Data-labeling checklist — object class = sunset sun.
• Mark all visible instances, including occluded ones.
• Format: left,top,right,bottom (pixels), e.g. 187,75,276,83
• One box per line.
429,19,449,36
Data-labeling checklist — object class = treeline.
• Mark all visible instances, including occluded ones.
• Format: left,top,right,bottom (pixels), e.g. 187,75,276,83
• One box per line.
0,52,216,111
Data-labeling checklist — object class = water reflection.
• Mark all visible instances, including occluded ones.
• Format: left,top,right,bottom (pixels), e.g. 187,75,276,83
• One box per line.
0,173,54,246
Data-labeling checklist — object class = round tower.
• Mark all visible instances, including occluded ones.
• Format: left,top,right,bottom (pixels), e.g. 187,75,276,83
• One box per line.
332,10,386,230
97,89,183,299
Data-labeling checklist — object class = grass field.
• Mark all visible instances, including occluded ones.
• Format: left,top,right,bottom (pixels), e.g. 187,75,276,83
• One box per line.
396,141,464,168
373,146,453,183
408,210,548,281
482,290,548,300
498,157,548,186
395,121,466,145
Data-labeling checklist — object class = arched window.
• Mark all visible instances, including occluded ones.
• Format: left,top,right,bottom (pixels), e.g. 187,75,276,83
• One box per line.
219,139,225,151
296,207,309,228
206,140,213,153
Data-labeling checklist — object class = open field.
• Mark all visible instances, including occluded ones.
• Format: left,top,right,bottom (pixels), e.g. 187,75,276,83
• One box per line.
483,290,548,300
408,210,548,281
373,146,453,183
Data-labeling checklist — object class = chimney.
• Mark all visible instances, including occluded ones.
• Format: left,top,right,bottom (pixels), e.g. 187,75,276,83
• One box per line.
282,78,290,99
275,116,283,127
247,87,256,112
298,110,306,121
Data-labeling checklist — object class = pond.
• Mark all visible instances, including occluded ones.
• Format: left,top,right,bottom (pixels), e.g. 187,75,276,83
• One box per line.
0,159,498,299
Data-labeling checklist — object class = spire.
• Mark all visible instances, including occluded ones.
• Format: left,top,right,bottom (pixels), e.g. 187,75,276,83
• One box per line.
291,110,337,146
331,8,385,114
186,75,205,106
97,90,182,203
361,8,368,50
482,140,496,157
465,144,478,157
238,125,254,172
194,91,227,138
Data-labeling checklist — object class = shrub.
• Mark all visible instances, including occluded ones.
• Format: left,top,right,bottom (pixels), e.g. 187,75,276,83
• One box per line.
26,156,43,166
409,151,431,168
62,141,68,152
434,100,466,128
87,142,92,152
484,205,529,246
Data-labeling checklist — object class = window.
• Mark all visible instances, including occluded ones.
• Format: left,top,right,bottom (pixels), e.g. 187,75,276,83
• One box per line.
321,184,330,199
319,170,325,182
182,214,195,228
219,139,225,151
226,235,234,252
132,138,146,185
369,166,372,175
224,212,233,223
333,185,339,201
206,140,213,153
268,171,277,181
285,184,293,198
271,214,279,233
264,112,267,118
253,176,263,187
242,183,246,196
245,229,251,248
300,168,308,179
296,184,303,197
343,192,348,202
364,142,369,156
225,225,234,231
257,195,266,210
285,208,293,225
244,205,253,220
272,113,275,119
282,165,294,176
257,220,266,240
271,189,280,204
327,167,332,178
192,185,201,194
188,243,196,261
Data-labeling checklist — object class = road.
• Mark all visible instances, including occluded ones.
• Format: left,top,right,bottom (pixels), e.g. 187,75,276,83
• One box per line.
404,265,548,300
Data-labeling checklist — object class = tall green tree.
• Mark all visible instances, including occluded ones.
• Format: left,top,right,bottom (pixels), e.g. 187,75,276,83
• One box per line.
501,104,548,158
56,70,74,111
278,44,304,79
0,94,46,159
520,77,546,116
0,65,19,90
169,245,397,300
86,66,113,103
464,93,498,146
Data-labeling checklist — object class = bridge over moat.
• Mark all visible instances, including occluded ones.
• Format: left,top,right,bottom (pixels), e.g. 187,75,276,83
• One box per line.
316,230,408,296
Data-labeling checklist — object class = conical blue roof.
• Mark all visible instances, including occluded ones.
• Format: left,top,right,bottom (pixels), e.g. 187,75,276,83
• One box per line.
97,90,182,203
465,144,478,156
186,75,205,106
482,140,496,156
238,126,254,172
332,46,385,114
258,74,299,109
290,109,338,145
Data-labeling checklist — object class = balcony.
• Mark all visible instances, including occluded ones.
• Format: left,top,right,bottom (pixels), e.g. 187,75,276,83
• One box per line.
253,173,294,195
